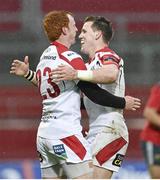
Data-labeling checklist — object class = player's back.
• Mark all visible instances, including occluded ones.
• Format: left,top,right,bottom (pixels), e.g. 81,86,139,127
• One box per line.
36,44,82,139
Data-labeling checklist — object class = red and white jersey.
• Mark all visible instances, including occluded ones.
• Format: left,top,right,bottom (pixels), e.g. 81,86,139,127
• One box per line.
140,84,160,145
84,47,125,132
36,41,86,139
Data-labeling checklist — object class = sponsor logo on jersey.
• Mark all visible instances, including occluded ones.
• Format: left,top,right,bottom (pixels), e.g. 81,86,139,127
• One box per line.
67,52,75,56
62,51,82,61
112,154,124,167
42,55,57,60
53,144,67,159
41,112,57,122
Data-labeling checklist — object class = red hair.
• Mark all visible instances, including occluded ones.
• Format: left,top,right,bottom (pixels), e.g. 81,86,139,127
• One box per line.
43,10,73,42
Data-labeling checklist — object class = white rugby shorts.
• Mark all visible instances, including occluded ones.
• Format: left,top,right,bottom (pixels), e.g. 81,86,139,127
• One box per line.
87,113,129,172
37,133,92,169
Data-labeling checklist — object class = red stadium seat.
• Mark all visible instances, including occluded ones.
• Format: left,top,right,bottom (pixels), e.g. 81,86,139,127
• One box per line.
0,0,22,32
41,0,160,13
0,0,21,12
0,129,143,159
127,22,160,34
41,0,160,34
0,129,37,160
124,86,151,119
0,86,41,119
0,22,21,32
0,85,150,119
0,86,149,159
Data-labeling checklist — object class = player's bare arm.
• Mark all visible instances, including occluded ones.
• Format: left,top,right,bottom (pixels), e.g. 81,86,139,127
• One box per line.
50,64,118,84
10,56,38,86
50,65,141,111
50,64,77,82
89,64,118,84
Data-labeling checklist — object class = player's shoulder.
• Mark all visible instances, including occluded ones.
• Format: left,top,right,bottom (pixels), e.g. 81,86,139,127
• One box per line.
96,47,121,64
61,50,82,61
40,45,58,61
100,47,120,59
50,43,82,61
60,50,86,70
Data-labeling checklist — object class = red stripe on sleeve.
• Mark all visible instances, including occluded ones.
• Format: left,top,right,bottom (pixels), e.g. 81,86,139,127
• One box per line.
103,61,119,68
99,54,120,65
95,137,127,166
70,58,87,70
61,135,87,160
60,54,87,70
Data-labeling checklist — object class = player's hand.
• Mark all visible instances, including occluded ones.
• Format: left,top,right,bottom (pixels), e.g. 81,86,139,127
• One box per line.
124,96,141,111
50,65,77,83
10,56,29,77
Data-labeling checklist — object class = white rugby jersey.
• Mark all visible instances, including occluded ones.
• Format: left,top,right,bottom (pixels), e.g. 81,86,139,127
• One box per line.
84,47,125,129
36,41,87,139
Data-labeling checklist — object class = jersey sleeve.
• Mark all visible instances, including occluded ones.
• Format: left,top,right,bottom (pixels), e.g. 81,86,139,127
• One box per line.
146,85,160,110
77,81,126,108
99,52,120,68
60,51,87,70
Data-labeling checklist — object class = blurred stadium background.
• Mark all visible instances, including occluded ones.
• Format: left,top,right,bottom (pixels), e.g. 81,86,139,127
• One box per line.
0,0,160,178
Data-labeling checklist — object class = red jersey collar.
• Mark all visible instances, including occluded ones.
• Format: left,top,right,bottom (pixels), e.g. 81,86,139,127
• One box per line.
89,46,111,63
95,46,110,53
51,41,68,51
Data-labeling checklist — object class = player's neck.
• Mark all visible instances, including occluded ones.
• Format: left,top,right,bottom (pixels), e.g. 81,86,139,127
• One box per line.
88,46,96,60
95,41,108,52
57,37,71,49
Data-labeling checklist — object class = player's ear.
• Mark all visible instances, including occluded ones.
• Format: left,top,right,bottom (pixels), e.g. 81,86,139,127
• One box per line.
95,30,102,40
62,27,68,35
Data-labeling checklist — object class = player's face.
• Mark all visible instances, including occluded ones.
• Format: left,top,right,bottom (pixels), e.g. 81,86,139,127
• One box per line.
67,14,78,45
79,21,96,55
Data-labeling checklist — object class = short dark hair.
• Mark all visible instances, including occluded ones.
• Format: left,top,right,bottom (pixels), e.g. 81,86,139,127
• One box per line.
84,16,113,43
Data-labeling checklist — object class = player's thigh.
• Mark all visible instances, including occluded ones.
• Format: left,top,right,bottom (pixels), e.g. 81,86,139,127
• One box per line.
60,133,92,163
37,136,60,168
37,135,92,178
60,134,93,178
93,165,113,179
37,134,91,164
91,122,129,172
62,160,93,179
37,136,65,178
41,164,66,179
41,158,93,179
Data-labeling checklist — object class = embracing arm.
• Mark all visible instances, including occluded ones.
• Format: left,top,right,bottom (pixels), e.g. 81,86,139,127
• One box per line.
77,81,141,110
49,63,141,110
50,64,118,84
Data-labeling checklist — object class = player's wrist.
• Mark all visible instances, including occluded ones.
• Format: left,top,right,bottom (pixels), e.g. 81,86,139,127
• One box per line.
77,70,93,81
24,70,30,78
24,69,35,81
